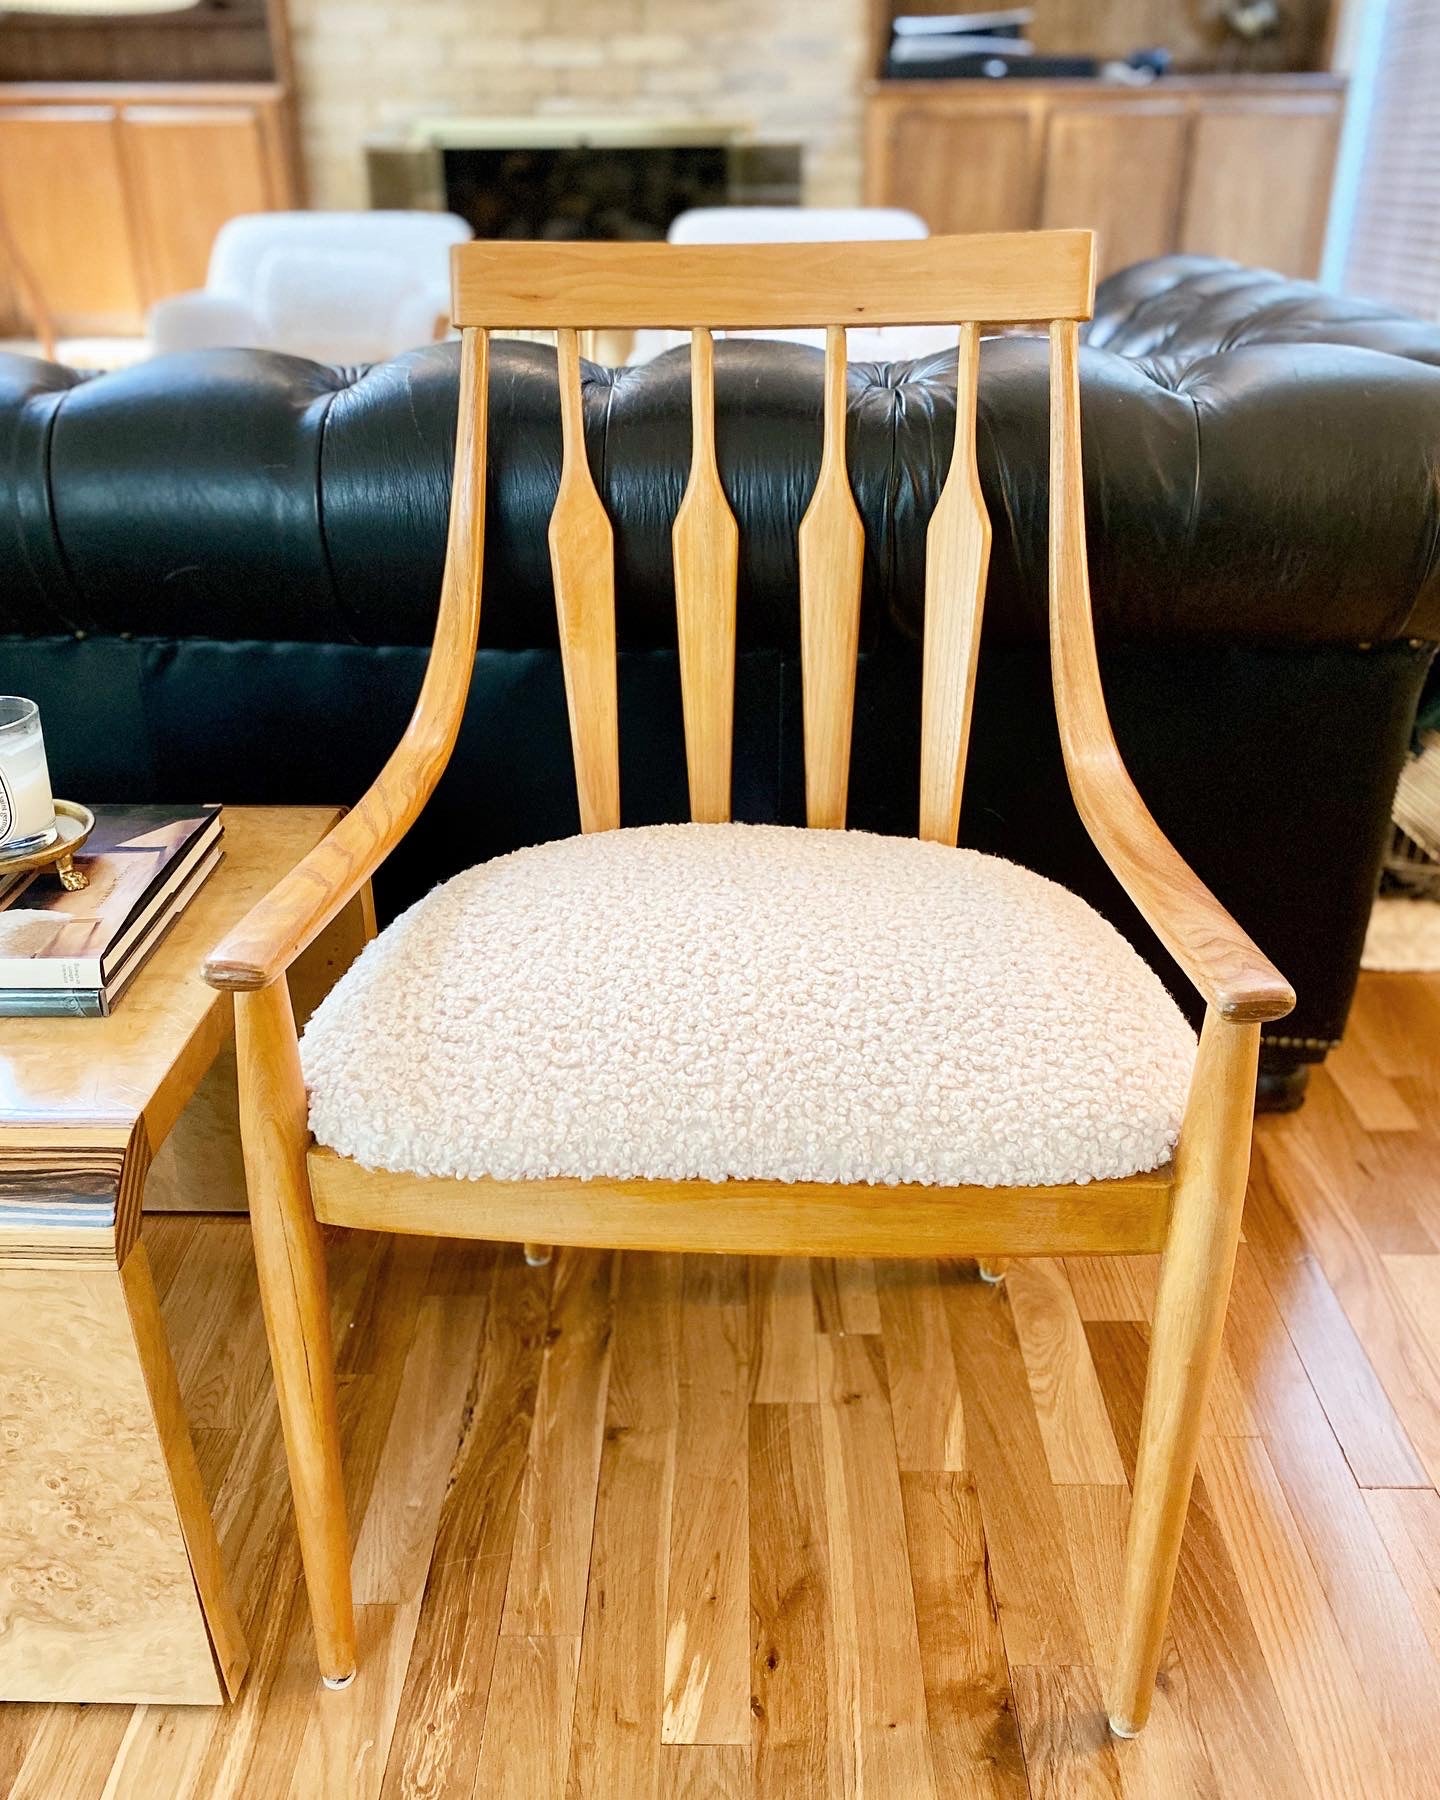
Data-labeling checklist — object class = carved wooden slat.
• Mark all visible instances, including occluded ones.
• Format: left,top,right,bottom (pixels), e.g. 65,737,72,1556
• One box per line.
919,321,992,846
797,325,865,831
672,327,739,823
549,327,620,834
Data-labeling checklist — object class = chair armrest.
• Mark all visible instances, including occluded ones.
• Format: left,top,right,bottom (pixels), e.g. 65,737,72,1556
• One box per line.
148,290,264,355
1049,320,1294,1026
204,779,422,991
1064,743,1295,1023
203,328,490,991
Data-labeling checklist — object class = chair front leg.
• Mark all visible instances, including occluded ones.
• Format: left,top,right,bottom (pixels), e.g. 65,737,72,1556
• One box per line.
1108,1010,1260,1737
235,978,357,1687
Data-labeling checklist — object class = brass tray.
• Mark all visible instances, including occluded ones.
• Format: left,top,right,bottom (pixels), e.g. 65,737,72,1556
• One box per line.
0,800,95,890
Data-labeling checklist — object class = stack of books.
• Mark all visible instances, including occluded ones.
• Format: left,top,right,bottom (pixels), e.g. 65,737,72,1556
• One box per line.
887,8,1034,73
885,9,1098,79
0,803,223,1016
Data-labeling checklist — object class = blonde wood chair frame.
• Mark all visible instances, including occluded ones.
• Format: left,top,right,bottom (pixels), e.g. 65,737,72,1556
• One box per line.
205,231,1294,1734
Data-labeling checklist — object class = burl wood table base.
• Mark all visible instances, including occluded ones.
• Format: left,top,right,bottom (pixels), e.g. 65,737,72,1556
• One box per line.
0,807,369,1705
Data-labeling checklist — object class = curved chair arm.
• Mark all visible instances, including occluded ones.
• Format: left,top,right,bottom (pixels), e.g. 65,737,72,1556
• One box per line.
203,329,490,992
1063,747,1295,1023
1049,321,1294,1026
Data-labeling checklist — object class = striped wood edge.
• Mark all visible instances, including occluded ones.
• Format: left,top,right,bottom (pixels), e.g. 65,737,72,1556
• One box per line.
0,1120,150,1268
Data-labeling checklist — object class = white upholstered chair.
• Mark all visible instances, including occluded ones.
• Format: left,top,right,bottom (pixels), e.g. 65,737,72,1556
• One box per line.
205,231,1293,1737
628,204,958,364
667,205,929,244
147,210,473,362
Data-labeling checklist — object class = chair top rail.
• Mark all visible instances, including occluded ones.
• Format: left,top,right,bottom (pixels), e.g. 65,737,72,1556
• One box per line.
450,230,1096,330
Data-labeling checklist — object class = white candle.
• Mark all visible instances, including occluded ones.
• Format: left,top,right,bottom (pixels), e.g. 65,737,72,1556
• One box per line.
0,698,57,851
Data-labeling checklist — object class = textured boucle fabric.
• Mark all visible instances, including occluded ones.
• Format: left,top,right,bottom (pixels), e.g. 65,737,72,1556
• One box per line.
301,823,1197,1188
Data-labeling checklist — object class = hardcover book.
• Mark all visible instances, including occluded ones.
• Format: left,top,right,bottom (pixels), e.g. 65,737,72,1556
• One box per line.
0,803,223,1016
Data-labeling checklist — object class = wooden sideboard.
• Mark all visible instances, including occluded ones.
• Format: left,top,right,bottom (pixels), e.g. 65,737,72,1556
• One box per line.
865,75,1346,280
0,81,300,338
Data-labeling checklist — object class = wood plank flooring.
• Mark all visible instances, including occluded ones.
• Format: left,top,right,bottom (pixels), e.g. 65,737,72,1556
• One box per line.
7,970,1440,1798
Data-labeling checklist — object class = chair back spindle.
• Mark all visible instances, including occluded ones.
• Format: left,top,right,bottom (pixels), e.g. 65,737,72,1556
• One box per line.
451,233,1095,841
918,321,992,846
548,326,621,834
797,325,866,830
673,327,740,823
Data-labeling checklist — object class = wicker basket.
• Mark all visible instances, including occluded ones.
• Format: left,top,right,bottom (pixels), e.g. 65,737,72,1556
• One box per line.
1384,729,1440,898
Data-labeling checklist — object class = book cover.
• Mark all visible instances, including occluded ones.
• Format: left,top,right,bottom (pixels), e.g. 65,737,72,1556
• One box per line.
0,803,222,992
0,839,227,1018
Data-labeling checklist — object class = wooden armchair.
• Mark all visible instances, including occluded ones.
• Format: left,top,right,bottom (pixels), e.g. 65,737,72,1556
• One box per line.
204,231,1293,1736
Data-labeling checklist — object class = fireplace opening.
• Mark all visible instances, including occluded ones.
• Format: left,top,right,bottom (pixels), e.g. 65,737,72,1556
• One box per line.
368,125,803,242
443,144,729,241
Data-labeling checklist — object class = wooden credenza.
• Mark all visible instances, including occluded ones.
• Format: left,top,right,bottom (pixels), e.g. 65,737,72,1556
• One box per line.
0,82,300,337
865,75,1345,280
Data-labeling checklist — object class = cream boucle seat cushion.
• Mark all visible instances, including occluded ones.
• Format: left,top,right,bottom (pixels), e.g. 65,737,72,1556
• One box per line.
301,823,1197,1189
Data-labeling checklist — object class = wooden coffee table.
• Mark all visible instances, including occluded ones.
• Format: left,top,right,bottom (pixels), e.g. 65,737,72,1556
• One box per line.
0,806,370,1705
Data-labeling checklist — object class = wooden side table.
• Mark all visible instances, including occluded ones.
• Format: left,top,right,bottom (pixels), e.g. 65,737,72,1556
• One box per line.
0,806,369,1705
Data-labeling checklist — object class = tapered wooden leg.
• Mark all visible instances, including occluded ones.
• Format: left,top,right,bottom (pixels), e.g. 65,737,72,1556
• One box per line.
976,1257,1008,1283
524,1243,554,1267
1108,1010,1260,1737
235,979,356,1686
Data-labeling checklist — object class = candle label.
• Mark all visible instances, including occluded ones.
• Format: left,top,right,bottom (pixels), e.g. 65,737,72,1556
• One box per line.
0,770,12,845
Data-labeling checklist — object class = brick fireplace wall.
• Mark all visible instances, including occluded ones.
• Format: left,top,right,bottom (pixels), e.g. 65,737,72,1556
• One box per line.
287,0,867,213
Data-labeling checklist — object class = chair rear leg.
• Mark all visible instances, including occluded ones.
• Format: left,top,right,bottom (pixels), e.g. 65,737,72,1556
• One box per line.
236,979,357,1686
1108,1012,1259,1737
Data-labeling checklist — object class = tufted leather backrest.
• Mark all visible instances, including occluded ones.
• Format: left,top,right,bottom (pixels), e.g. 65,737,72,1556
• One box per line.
3,256,1439,649
1089,255,1440,373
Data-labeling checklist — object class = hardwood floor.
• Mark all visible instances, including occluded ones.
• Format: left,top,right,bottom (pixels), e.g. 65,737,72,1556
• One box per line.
6,970,1440,1799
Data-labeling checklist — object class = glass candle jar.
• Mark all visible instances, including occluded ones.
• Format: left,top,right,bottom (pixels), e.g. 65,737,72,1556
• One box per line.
0,697,58,852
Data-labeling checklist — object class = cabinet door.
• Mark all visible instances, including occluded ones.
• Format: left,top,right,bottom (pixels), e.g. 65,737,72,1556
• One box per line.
0,106,146,333
1040,102,1189,278
1179,101,1342,278
120,105,276,304
875,103,1039,235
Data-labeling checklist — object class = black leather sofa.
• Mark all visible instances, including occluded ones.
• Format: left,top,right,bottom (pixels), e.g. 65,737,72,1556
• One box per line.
3,255,1438,1104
